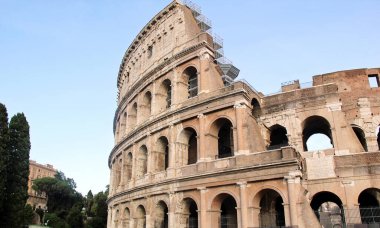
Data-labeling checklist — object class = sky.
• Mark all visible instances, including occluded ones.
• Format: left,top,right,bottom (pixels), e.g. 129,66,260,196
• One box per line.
1,0,379,194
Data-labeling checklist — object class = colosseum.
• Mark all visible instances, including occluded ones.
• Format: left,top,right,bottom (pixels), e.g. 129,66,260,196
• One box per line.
107,1,380,227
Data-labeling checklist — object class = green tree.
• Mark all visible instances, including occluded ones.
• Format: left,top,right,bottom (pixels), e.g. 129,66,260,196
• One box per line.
33,175,82,214
86,190,95,217
20,204,35,225
0,103,10,225
67,203,84,228
2,113,31,227
86,190,108,228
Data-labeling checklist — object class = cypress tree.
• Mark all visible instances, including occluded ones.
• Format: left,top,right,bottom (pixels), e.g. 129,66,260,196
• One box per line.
6,113,31,227
0,103,10,224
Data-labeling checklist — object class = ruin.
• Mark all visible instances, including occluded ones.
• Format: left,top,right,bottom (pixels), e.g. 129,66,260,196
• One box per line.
107,1,380,227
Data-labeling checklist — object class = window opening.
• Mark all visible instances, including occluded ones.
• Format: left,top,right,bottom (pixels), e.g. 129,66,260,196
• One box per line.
352,126,368,152
368,74,379,88
218,120,234,158
268,125,289,150
147,45,153,58
310,192,344,228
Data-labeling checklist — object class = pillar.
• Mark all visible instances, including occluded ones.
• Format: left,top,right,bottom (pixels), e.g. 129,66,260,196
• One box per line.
234,103,249,155
197,114,208,161
285,170,302,227
198,187,208,228
238,182,248,228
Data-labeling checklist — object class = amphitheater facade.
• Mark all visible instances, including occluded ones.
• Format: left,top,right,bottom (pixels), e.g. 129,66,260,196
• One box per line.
107,1,380,227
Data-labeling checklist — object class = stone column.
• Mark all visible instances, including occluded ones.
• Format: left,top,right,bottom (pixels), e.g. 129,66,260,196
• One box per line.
107,207,112,228
238,182,248,228
285,170,302,227
234,104,249,155
198,187,208,228
131,143,137,187
120,155,126,190
146,134,152,175
167,124,176,177
342,180,362,225
197,114,207,161
168,192,176,228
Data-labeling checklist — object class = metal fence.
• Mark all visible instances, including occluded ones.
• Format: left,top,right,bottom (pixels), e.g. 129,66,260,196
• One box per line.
220,215,237,228
315,207,380,228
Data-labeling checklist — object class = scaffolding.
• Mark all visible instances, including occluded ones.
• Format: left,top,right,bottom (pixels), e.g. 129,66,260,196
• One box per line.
180,0,240,86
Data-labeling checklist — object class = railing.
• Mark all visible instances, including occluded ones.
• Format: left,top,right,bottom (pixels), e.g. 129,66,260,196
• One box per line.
314,207,380,227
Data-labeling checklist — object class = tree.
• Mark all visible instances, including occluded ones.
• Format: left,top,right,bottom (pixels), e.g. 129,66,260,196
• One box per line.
33,174,82,214
0,103,10,224
86,190,108,228
0,112,31,227
86,190,95,217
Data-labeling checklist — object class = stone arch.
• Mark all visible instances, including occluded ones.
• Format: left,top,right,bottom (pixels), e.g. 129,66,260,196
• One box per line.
157,79,172,112
178,127,198,165
267,124,289,150
210,193,238,228
180,197,199,228
154,136,169,172
135,205,146,228
351,124,368,152
113,158,122,191
136,145,148,179
123,207,131,227
252,188,286,227
302,115,333,151
125,152,133,182
128,102,138,129
358,188,380,224
121,111,127,137
141,91,152,121
310,191,344,228
113,208,120,227
251,98,262,119
153,200,169,228
182,66,198,98
209,117,235,159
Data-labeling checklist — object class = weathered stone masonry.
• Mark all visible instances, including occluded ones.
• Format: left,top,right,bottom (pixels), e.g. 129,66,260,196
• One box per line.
107,1,380,227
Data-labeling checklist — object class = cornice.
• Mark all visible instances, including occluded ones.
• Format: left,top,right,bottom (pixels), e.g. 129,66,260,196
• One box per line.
113,41,213,134
117,1,179,88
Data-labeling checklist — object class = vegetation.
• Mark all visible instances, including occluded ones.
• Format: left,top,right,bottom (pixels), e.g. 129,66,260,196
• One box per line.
33,172,108,228
0,103,32,227
0,103,108,227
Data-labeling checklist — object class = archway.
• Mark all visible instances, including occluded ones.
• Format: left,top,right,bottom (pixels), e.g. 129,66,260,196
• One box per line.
121,112,127,136
155,136,169,172
302,116,334,151
268,124,289,150
125,152,133,182
358,188,380,224
113,209,120,228
182,198,198,228
251,98,262,119
113,158,122,191
310,191,344,228
154,201,169,228
136,146,147,179
128,102,138,129
178,128,198,165
210,118,234,159
254,189,285,227
135,205,146,228
141,91,152,121
123,207,130,227
183,66,198,98
352,125,368,152
211,193,238,228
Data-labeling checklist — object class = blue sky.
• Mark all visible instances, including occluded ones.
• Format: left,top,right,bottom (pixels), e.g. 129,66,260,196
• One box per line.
1,0,379,194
